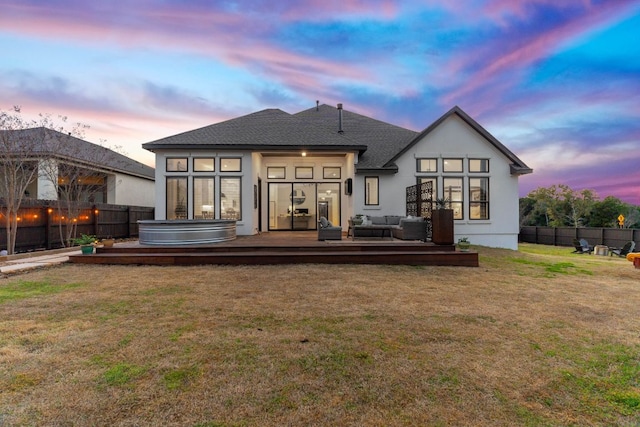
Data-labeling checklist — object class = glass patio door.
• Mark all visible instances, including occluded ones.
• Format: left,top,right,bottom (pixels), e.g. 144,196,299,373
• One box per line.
268,183,317,230
317,183,341,226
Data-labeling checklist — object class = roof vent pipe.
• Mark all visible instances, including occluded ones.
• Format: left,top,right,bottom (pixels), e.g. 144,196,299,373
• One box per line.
316,100,319,111
337,103,344,134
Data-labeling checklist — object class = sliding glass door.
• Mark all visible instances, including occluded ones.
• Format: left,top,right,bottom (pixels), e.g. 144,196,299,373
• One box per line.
269,183,315,230
269,183,338,231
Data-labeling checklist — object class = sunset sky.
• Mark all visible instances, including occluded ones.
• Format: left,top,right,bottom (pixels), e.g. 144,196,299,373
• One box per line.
2,0,639,204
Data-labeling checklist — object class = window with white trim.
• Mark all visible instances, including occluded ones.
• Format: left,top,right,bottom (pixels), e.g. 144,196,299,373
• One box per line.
469,177,489,219
417,158,438,172
443,177,463,219
365,176,379,206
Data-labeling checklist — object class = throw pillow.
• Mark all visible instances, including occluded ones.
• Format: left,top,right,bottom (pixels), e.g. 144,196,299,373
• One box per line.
319,217,329,228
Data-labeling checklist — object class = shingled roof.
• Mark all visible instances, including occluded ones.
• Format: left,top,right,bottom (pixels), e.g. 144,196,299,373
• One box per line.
142,108,366,153
294,105,418,172
3,127,154,179
142,104,531,175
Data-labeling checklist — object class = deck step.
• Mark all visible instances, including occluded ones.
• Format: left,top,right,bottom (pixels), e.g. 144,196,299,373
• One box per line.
93,243,455,254
69,249,478,267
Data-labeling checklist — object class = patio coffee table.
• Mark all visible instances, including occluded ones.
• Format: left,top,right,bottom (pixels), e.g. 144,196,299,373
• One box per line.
352,225,394,240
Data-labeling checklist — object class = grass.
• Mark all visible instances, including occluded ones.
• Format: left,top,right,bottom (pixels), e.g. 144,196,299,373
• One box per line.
0,280,82,303
0,243,639,426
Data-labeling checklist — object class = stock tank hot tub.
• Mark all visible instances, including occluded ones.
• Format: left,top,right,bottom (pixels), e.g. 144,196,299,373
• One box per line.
138,220,236,245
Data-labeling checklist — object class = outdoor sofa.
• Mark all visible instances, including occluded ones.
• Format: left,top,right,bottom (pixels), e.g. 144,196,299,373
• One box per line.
354,215,427,241
317,216,342,240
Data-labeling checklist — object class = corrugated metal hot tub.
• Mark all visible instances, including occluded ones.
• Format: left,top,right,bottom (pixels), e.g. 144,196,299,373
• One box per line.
138,220,236,245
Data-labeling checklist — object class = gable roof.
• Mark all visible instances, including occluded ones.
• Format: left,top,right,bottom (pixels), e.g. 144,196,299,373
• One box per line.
143,104,531,175
387,106,532,175
2,128,154,180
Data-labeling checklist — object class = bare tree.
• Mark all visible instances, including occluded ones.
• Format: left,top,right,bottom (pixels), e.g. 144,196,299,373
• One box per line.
36,132,125,247
0,108,87,254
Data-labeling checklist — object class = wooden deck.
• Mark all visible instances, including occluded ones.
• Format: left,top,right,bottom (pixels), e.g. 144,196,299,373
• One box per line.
68,232,479,267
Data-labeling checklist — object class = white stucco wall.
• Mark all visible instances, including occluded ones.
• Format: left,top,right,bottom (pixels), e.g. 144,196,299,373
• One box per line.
111,173,155,207
152,150,356,235
356,114,523,250
36,159,58,200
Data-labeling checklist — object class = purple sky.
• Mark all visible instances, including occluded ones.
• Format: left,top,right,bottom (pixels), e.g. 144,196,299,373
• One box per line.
2,0,639,204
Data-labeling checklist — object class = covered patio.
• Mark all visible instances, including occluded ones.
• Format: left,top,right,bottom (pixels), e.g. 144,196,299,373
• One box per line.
68,231,478,267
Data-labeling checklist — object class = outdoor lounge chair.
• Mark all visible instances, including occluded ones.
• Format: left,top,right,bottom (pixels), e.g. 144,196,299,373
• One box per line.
572,238,593,254
610,241,636,257
317,216,342,241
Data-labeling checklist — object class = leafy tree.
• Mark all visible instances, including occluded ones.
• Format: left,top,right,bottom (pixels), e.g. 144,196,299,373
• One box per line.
561,186,596,228
586,196,627,227
519,196,537,227
523,185,565,226
521,184,639,229
620,204,640,228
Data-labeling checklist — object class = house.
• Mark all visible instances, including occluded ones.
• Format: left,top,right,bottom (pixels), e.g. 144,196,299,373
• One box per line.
142,104,532,249
1,127,155,207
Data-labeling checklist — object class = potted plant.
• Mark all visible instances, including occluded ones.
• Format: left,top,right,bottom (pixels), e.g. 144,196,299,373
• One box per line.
435,197,449,210
101,236,115,248
352,214,364,226
72,234,97,255
457,237,471,252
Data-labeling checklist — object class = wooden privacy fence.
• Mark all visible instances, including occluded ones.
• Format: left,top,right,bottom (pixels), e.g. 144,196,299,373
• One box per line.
0,199,154,252
520,226,640,249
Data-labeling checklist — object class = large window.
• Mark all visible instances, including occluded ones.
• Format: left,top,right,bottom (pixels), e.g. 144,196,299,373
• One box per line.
323,167,341,179
365,177,379,206
443,177,463,219
443,158,463,173
221,158,241,172
295,167,313,179
417,158,437,172
167,158,188,172
193,178,214,219
167,177,188,219
194,158,214,172
220,177,241,220
267,167,286,179
469,178,489,219
469,159,489,173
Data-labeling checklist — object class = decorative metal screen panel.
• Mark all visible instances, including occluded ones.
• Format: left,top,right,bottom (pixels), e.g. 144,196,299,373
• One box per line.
405,181,433,217
419,181,433,219
406,181,433,239
406,185,418,217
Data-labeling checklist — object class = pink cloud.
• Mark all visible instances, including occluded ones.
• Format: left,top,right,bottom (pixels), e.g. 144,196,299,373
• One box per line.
440,1,636,107
0,2,376,97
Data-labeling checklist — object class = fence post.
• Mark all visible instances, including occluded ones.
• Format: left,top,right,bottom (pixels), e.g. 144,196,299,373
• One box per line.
43,206,50,250
45,205,53,250
127,206,132,238
91,205,99,237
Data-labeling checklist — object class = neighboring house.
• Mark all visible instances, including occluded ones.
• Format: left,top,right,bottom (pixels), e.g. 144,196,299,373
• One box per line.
1,127,155,207
142,104,532,249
